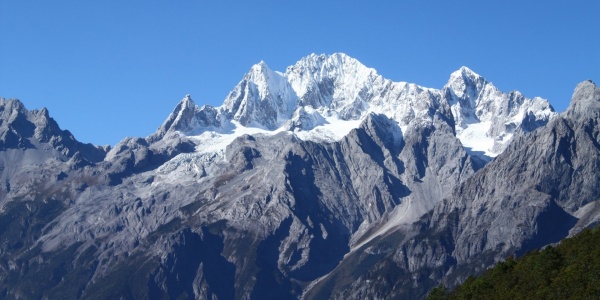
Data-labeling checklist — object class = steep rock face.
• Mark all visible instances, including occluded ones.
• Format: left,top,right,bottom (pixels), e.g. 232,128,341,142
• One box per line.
306,80,600,299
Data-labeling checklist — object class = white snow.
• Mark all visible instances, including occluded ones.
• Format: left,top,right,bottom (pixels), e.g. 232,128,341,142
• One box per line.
456,121,497,157
293,115,363,142
188,121,285,154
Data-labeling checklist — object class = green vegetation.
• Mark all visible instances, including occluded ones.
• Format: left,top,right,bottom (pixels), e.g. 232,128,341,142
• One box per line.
427,227,600,300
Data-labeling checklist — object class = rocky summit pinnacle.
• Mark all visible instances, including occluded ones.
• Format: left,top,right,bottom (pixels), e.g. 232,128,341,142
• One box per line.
0,54,593,300
565,80,600,120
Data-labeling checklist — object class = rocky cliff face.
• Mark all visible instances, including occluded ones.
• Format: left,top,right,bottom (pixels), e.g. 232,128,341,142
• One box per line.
0,54,579,300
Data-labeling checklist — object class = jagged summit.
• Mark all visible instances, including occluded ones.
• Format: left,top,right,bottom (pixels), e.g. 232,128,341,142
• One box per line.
0,98,106,162
221,58,297,129
154,53,555,160
448,66,485,87
443,66,555,157
565,80,600,120
284,52,376,83
285,52,383,111
151,94,220,142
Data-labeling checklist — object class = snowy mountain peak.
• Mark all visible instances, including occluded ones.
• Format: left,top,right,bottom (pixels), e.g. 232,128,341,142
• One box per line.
248,60,272,79
446,66,487,100
154,53,555,160
151,95,220,141
221,59,298,129
453,66,483,80
244,60,286,99
285,53,377,94
180,94,195,108
290,52,358,68
222,52,378,127
284,53,384,118
444,67,556,157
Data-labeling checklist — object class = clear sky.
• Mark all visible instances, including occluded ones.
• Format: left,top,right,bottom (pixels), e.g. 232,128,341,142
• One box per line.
1,1,598,146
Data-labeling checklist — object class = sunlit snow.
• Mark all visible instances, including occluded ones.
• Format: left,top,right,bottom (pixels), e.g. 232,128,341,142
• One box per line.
456,121,497,157
293,115,363,142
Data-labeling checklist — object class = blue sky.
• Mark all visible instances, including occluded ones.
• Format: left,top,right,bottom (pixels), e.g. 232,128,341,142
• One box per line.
1,1,598,145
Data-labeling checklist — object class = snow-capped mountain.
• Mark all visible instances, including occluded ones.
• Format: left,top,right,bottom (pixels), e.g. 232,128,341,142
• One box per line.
142,53,556,244
1,53,587,300
154,53,555,160
445,66,555,157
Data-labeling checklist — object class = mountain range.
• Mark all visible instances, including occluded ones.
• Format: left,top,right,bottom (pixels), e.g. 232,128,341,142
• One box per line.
0,53,597,299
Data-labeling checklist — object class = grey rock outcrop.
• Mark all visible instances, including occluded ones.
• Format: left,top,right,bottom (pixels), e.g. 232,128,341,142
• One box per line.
0,98,106,160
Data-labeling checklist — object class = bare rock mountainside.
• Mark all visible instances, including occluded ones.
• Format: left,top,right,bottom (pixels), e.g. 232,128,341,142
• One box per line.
2,53,597,300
